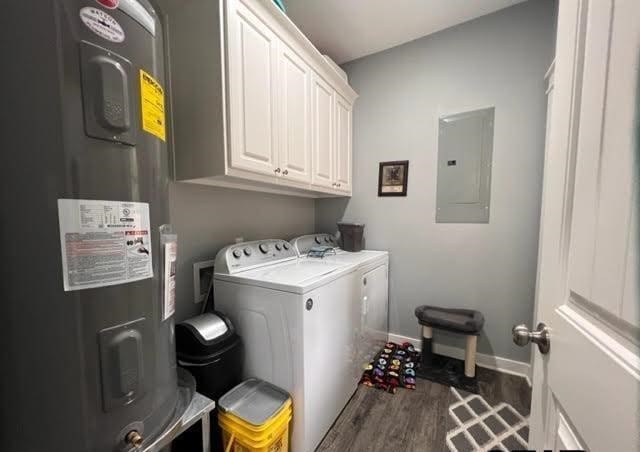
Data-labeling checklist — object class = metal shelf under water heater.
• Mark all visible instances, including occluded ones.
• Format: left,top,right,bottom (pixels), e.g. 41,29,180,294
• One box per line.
0,1,190,451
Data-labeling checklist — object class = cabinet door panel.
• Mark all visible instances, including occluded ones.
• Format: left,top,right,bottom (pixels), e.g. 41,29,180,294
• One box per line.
279,44,311,184
311,74,335,188
227,1,278,176
335,94,352,193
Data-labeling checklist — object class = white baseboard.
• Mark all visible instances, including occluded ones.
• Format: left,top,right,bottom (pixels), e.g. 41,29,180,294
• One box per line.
388,332,531,381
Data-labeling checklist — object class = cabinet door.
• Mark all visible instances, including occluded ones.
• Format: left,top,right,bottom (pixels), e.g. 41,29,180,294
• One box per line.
334,94,353,193
226,1,279,176
311,73,335,189
278,43,312,184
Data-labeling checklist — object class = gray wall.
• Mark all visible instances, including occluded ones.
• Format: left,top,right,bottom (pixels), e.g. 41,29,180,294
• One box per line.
316,0,556,362
170,183,315,321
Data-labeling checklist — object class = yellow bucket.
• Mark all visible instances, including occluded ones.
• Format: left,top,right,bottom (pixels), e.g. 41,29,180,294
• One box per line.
219,399,292,452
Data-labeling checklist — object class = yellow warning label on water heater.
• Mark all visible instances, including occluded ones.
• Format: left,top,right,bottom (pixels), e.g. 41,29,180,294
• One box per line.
140,69,166,141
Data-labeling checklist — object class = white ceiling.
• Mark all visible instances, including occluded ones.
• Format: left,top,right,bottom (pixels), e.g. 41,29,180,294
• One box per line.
284,0,527,64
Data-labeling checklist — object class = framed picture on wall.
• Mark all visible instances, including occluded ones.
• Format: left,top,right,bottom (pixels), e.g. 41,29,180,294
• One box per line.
378,160,409,196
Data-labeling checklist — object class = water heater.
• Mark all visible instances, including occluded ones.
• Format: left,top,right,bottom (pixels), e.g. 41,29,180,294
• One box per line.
0,1,179,450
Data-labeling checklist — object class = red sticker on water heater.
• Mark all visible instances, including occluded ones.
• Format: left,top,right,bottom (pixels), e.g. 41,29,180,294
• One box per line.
96,0,119,9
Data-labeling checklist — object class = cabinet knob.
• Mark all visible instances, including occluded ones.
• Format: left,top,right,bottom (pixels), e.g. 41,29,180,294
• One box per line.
274,168,281,173
282,169,288,175
337,183,341,187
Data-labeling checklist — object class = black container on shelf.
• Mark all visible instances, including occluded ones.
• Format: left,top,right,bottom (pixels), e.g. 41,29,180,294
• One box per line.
337,222,365,252
172,312,243,452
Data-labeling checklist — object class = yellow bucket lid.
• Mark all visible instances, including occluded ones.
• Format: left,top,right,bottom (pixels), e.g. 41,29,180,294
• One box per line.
218,379,290,426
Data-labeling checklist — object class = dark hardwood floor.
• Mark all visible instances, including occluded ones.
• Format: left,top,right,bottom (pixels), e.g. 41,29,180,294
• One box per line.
316,368,530,452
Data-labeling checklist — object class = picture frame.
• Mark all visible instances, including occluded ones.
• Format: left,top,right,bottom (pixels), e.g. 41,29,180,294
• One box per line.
193,259,215,304
378,160,409,196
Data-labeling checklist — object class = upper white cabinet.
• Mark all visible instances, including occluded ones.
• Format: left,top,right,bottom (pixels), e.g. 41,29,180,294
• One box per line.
278,42,312,184
159,0,357,197
311,73,335,189
227,1,279,176
334,94,353,193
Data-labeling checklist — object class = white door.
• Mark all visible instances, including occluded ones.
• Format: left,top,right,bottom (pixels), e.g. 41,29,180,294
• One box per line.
278,42,312,184
527,1,640,450
334,94,353,193
311,73,335,189
226,0,279,176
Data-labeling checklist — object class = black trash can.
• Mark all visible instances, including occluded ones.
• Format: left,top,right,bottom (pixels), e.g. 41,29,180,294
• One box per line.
172,312,243,452
337,222,365,252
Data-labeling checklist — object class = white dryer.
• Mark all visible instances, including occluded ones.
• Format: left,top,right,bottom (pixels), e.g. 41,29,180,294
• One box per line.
291,234,390,367
213,239,361,452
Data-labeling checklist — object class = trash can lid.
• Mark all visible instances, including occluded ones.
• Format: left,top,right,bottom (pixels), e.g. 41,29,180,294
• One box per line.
176,312,239,363
181,312,229,341
218,379,290,426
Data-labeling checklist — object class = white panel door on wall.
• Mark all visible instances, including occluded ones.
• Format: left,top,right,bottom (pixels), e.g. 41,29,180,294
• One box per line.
334,94,352,193
527,1,640,451
278,42,312,184
226,0,279,176
311,73,335,189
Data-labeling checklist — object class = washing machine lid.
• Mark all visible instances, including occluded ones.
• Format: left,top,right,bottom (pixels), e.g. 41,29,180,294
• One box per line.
215,259,354,294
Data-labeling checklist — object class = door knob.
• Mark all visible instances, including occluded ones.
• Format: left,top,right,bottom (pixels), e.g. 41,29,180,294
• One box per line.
512,322,550,354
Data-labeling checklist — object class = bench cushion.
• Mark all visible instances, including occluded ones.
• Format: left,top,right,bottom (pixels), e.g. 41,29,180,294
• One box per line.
414,305,484,335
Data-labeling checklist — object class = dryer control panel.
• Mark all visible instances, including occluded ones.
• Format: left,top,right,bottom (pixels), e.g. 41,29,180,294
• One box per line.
215,239,297,274
291,234,338,256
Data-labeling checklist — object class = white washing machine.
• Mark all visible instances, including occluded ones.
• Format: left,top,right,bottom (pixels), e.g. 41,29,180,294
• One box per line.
291,234,390,366
213,239,361,452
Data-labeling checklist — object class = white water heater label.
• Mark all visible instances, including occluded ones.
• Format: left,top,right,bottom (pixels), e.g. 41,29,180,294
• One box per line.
163,241,177,320
79,7,125,43
57,199,153,291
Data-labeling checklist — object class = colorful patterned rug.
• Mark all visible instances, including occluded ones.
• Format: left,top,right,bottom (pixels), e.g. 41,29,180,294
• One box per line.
359,342,419,393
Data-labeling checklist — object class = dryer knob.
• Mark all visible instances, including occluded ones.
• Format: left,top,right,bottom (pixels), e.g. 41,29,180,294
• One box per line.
232,249,242,259
259,243,269,254
243,247,252,256
306,299,313,311
275,243,282,251
315,236,322,244
283,243,290,250
324,237,330,243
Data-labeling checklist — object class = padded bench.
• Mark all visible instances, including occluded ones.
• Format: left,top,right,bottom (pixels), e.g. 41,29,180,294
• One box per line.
414,305,485,378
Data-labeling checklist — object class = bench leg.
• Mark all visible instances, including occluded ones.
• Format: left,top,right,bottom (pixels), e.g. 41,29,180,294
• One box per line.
464,335,477,378
421,326,434,367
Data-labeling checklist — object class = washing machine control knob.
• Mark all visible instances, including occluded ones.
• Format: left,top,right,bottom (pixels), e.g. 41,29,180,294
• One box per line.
243,247,252,256
283,243,290,250
275,243,282,251
315,236,322,244
232,249,242,259
259,243,269,254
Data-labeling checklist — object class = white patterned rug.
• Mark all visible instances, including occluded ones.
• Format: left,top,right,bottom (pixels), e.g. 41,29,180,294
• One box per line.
446,387,530,452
